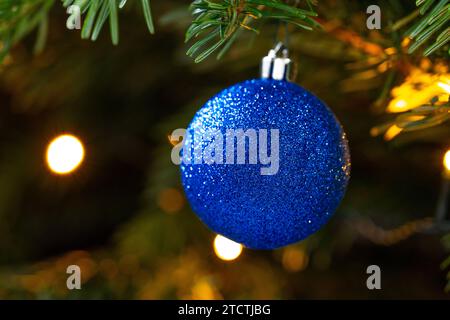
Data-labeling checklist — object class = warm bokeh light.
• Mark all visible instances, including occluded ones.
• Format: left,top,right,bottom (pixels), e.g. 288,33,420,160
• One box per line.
190,278,223,300
386,64,449,113
384,125,403,141
444,149,450,172
393,99,407,111
282,247,309,272
157,188,184,214
213,235,243,261
438,81,450,94
46,134,85,175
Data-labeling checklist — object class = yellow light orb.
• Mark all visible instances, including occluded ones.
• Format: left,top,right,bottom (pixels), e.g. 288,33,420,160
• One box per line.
387,99,408,113
213,235,243,261
46,134,85,175
437,81,450,94
444,149,450,172
384,124,403,141
282,247,309,272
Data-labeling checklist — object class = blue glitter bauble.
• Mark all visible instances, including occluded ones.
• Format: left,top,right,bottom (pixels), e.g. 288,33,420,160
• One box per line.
181,79,350,249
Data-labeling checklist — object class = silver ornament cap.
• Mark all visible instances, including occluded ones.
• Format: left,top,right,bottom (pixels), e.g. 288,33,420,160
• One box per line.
260,42,293,81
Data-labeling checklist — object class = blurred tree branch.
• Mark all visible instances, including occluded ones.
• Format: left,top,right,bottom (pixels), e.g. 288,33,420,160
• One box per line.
185,0,320,62
404,0,449,56
1,0,448,65
0,0,55,61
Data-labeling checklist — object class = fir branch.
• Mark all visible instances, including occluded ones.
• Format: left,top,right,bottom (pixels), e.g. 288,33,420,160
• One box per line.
0,0,55,61
62,0,155,44
406,0,450,56
0,0,155,62
185,0,321,63
371,98,450,138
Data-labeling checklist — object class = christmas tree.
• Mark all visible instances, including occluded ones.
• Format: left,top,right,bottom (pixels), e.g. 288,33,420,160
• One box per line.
0,0,449,299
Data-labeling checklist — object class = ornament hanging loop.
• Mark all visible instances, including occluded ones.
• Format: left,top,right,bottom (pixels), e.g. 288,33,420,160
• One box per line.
260,42,293,81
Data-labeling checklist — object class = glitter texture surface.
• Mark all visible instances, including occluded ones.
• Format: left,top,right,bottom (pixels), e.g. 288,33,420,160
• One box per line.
181,79,350,249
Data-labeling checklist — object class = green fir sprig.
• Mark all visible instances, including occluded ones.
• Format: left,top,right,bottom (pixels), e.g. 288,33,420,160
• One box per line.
61,0,154,45
406,0,450,56
0,0,55,61
185,0,320,62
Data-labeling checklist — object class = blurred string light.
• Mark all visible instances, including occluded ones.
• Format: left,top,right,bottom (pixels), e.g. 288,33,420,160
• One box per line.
444,149,450,174
46,134,85,175
353,216,435,246
213,235,243,261
354,149,450,245
435,149,450,230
